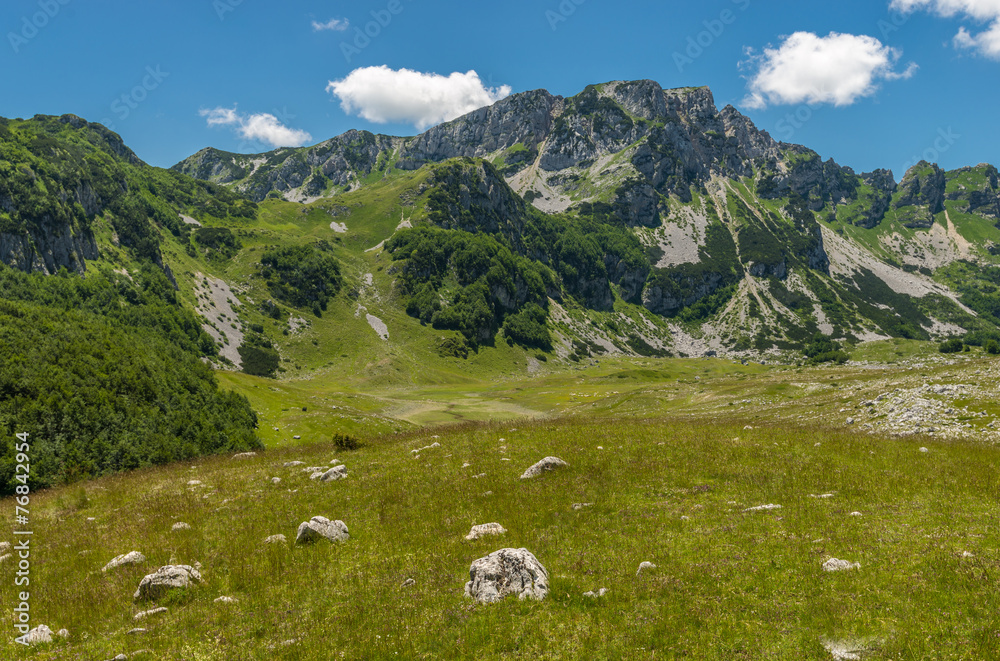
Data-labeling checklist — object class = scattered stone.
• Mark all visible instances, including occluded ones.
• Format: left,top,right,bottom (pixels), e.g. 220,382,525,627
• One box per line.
194,561,202,571
319,465,348,482
187,480,202,487
271,477,281,485
284,461,305,467
302,466,326,473
214,596,237,604
127,628,147,635
846,417,855,425
309,472,325,480
295,516,349,545
465,523,507,541
401,578,416,588
472,473,487,479
822,558,860,572
102,551,146,572
744,504,782,512
571,503,594,510
962,551,974,558
821,638,881,660
462,462,471,468
109,655,128,661
637,561,656,576
520,456,569,479
680,515,690,521
22,624,53,644
411,442,441,454
293,435,301,440
171,522,191,531
919,447,929,453
849,512,863,517
264,534,287,545
56,628,69,639
133,565,203,601
87,517,96,522
583,588,608,598
482,491,493,496
809,494,835,499
232,452,257,459
465,548,549,603
134,607,168,621
330,459,341,466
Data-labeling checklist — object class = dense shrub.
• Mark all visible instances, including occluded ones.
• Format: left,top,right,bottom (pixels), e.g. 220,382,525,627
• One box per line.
261,243,342,310
939,338,965,354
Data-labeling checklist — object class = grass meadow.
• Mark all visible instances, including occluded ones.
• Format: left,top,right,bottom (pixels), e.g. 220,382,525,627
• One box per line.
4,412,1000,659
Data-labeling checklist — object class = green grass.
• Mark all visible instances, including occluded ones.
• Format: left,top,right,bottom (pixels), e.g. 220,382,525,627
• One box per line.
6,412,1000,659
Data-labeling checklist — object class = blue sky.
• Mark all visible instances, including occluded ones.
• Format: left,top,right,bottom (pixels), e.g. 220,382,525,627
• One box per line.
1,0,998,180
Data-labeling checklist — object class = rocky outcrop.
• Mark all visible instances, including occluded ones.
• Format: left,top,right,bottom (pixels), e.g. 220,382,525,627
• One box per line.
0,227,99,275
894,162,946,228
464,548,549,603
294,516,349,544
133,565,203,601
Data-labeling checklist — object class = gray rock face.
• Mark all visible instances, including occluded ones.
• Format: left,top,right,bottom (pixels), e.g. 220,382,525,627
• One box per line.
464,548,549,603
520,456,569,479
295,516,349,544
894,161,946,228
319,465,348,482
102,551,146,572
133,565,203,601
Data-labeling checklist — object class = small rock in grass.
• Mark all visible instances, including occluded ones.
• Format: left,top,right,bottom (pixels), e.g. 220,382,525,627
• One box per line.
465,523,507,541
809,494,834,499
822,558,860,572
232,452,256,459
849,512,863,517
465,548,549,603
319,465,348,482
134,607,168,621
102,551,146,572
127,628,147,635
572,503,594,510
57,628,69,639
919,447,929,453
133,565,202,601
214,596,237,604
680,515,690,521
271,477,281,485
293,435,301,440
462,462,471,468
962,551,974,558
283,461,305,467
744,504,782,512
520,456,569,480
411,442,441,454
22,625,53,644
108,655,129,661
583,588,608,598
295,516,349,544
187,480,201,487
264,534,287,545
330,459,341,466
401,578,416,588
171,522,191,531
637,561,656,575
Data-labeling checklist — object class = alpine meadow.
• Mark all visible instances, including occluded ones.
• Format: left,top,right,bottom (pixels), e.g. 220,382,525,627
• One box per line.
2,1,1000,659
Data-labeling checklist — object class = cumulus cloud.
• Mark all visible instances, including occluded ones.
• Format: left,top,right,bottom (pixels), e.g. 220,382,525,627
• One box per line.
312,18,348,32
892,0,1000,58
199,107,312,148
741,32,917,109
326,66,512,131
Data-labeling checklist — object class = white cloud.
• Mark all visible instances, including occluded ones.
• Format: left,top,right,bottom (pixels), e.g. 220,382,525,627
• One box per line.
892,0,1000,58
326,66,512,131
199,107,312,148
741,32,917,109
312,18,348,32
